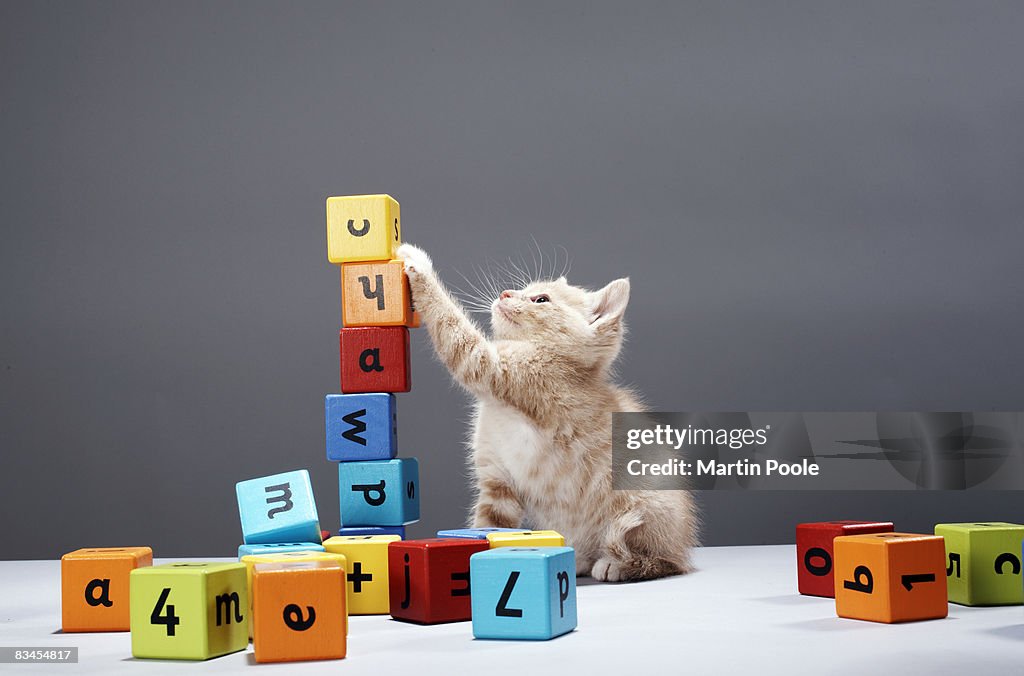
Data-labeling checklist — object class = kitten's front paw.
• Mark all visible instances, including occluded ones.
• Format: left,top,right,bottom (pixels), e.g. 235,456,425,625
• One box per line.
591,557,628,583
396,243,434,277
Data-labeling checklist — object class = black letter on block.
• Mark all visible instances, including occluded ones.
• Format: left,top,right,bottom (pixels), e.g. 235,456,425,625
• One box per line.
359,275,386,311
804,548,832,577
283,604,316,631
496,571,523,617
265,483,294,519
406,481,415,499
995,553,1022,575
401,553,411,610
216,592,243,626
450,570,470,597
348,219,370,237
359,349,384,372
341,409,368,446
843,566,874,594
901,573,936,591
946,553,961,577
84,579,113,608
352,480,386,506
557,571,570,617
150,587,180,637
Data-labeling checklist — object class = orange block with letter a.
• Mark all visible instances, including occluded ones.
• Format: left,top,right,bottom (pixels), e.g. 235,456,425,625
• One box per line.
61,547,153,632
252,560,347,663
834,532,947,623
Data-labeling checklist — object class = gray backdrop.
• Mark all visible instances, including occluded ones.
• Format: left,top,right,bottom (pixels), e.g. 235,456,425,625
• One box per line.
2,2,1023,560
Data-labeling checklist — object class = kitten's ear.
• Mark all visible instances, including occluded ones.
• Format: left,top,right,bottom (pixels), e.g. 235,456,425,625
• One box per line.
589,278,630,327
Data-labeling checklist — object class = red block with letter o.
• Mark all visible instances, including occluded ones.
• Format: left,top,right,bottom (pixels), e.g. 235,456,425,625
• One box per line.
796,520,894,597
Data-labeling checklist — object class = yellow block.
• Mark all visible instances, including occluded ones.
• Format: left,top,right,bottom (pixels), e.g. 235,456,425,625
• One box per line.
129,562,248,660
239,551,346,638
322,535,400,615
326,194,401,264
486,530,565,548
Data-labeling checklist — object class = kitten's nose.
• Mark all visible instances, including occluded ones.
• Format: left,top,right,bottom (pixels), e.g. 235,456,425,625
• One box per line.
500,290,514,300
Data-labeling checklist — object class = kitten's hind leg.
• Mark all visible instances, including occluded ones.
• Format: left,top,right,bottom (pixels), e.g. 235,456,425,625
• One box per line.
470,477,525,529
592,503,694,582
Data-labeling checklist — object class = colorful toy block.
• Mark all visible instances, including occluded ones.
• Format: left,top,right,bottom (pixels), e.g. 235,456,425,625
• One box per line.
322,535,401,615
339,327,411,393
129,562,248,660
236,469,321,545
240,551,347,637
470,547,577,640
341,261,415,327
387,538,490,624
934,522,1024,606
326,194,401,264
61,547,152,632
437,528,529,540
796,521,894,597
252,560,347,663
486,530,564,548
833,533,948,624
325,393,398,462
237,543,325,558
339,458,419,527
338,526,406,538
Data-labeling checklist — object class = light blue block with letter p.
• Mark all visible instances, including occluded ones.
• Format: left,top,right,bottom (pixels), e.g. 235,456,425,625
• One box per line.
236,542,325,558
470,546,577,640
338,458,419,526
325,393,398,462
235,469,321,545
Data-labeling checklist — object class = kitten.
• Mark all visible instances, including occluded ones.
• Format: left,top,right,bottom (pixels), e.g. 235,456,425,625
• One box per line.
397,243,698,581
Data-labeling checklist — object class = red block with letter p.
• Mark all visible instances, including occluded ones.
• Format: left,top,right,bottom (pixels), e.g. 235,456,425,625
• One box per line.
796,520,894,597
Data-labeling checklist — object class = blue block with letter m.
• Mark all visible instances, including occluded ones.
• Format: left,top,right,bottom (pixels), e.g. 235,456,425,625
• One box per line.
338,458,419,526
235,469,322,545
325,393,398,462
470,546,577,640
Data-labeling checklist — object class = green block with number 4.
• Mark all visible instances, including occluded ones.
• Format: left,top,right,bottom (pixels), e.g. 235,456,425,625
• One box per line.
129,562,249,660
934,522,1024,606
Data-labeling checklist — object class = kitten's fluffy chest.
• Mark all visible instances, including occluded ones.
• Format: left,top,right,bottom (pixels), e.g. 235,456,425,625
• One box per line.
472,398,552,483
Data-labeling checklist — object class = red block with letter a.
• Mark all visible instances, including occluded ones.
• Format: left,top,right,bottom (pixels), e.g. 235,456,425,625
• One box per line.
796,520,894,597
339,327,411,393
388,538,490,624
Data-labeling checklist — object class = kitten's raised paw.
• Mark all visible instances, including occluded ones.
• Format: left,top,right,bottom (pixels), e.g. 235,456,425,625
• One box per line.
591,557,628,583
396,243,433,276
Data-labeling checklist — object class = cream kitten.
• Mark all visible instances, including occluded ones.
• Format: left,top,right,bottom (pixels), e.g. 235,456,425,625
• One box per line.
397,243,698,581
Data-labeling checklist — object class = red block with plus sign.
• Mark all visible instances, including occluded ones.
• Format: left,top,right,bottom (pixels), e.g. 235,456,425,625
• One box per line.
339,327,411,393
796,520,894,597
387,538,489,624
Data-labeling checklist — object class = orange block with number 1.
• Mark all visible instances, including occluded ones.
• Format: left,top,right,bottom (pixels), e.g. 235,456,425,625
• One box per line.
834,533,948,623
252,560,347,663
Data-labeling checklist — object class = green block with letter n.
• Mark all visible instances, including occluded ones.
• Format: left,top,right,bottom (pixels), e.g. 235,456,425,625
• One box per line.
934,522,1024,606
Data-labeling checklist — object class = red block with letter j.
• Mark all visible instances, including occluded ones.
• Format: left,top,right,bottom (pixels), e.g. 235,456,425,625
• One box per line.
339,327,411,393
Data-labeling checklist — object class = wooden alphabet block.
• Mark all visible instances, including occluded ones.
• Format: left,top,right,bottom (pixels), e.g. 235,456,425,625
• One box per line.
252,560,347,663
326,194,401,264
239,551,347,638
833,533,948,623
338,526,406,538
129,562,248,660
470,547,577,640
235,469,321,545
338,458,419,527
934,522,1024,606
387,538,490,624
322,535,401,615
796,521,894,597
325,393,398,462
486,530,564,548
437,528,530,540
237,543,325,558
339,327,411,394
61,547,152,632
341,261,416,327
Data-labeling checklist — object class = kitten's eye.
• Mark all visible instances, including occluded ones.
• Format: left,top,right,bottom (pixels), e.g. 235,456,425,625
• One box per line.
532,295,550,303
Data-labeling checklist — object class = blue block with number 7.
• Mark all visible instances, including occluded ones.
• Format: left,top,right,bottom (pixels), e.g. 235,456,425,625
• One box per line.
470,547,577,640
339,458,419,527
325,393,398,462
236,470,322,545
